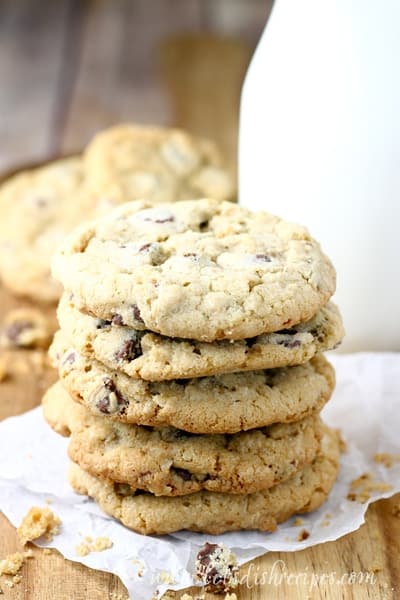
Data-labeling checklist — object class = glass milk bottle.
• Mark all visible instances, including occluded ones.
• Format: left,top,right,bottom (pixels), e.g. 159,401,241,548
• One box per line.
239,0,400,352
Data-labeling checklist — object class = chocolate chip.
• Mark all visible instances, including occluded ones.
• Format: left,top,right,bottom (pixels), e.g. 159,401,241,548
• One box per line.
96,319,111,329
199,220,209,231
94,378,126,415
255,253,272,262
172,467,193,481
114,336,143,362
111,314,124,326
184,253,197,257
144,216,174,224
279,339,302,349
62,351,76,365
132,304,144,324
138,243,152,252
5,321,32,344
192,347,201,355
196,542,238,593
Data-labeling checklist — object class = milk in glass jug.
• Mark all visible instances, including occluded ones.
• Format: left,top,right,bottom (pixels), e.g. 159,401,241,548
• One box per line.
239,0,400,351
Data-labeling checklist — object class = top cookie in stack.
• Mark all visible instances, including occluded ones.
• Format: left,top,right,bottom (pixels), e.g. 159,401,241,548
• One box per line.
45,198,344,535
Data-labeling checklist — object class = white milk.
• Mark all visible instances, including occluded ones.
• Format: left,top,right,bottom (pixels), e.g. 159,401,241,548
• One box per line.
239,0,400,351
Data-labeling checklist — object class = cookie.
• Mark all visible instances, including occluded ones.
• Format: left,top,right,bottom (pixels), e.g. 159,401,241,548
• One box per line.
57,294,343,380
50,334,335,434
0,308,55,350
83,124,235,204
68,426,340,535
43,382,322,496
0,157,84,302
52,199,336,341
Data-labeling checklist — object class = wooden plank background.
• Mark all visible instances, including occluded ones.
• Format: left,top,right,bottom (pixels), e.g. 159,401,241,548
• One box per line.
0,1,399,598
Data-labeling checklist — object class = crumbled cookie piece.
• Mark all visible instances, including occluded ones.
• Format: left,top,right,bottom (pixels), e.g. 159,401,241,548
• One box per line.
338,432,347,453
373,453,400,469
196,542,238,593
0,308,53,349
17,506,61,545
0,550,33,588
76,536,113,556
347,473,393,504
292,517,305,527
298,529,310,541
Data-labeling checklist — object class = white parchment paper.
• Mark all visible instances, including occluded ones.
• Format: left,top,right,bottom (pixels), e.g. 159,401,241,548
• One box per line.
0,353,399,599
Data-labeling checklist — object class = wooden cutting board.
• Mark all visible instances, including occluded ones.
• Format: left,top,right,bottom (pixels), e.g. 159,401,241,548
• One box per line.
0,284,399,599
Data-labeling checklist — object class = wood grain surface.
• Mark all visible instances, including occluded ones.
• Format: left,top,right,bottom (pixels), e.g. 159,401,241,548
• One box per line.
0,1,399,598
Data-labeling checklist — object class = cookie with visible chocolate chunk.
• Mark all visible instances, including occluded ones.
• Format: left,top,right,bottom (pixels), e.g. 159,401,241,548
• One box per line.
0,308,55,350
57,294,343,380
0,157,84,302
50,333,335,434
68,426,340,535
52,199,336,341
83,124,235,204
196,542,238,593
43,381,323,496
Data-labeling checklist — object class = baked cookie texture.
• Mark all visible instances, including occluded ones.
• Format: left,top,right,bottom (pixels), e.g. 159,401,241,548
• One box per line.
0,157,84,302
52,199,336,341
83,124,235,203
57,294,344,380
43,382,323,496
50,333,335,434
68,426,341,535
0,126,234,303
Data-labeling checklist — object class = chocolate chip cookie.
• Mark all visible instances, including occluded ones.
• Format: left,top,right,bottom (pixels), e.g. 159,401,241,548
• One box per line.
68,426,340,535
43,382,323,496
57,294,343,380
83,124,235,204
52,199,336,341
50,333,335,434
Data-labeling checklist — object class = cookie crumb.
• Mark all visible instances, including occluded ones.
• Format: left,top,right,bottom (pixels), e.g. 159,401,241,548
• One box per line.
17,507,61,545
131,558,145,577
292,517,305,527
0,549,33,588
76,536,113,556
373,453,400,469
338,432,347,453
347,473,392,504
196,542,238,593
298,529,310,541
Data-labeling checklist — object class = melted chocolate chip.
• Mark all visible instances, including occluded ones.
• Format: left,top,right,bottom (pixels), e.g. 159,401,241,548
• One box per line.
5,321,33,344
172,467,193,481
132,304,144,324
255,253,272,262
111,314,124,326
114,336,143,362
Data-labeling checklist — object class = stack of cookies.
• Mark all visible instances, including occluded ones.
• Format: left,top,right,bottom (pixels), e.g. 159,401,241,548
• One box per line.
43,198,344,535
